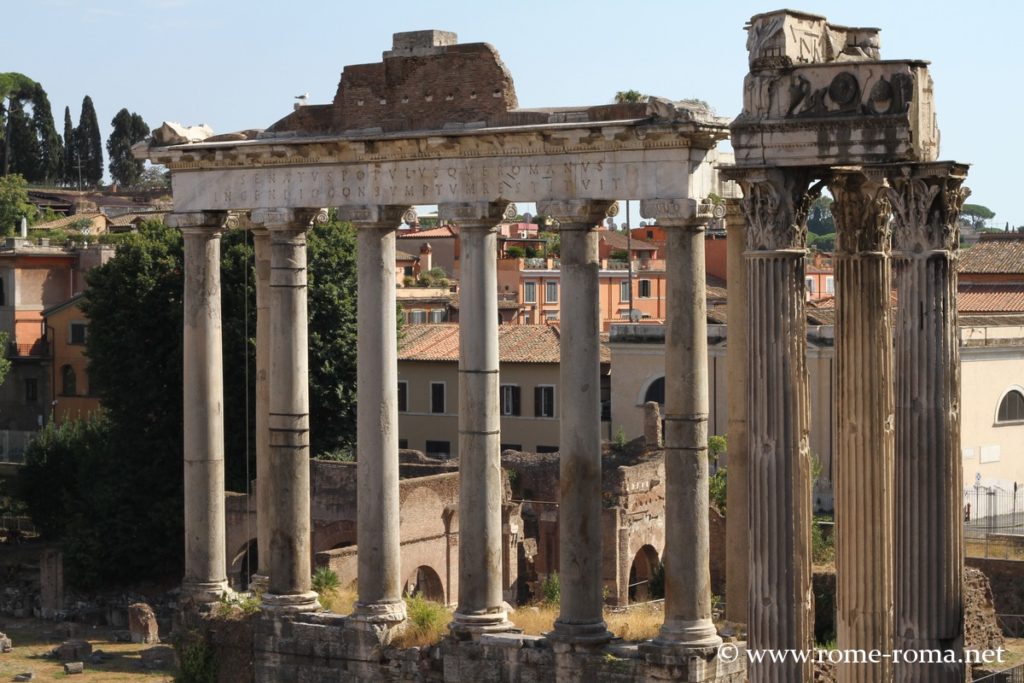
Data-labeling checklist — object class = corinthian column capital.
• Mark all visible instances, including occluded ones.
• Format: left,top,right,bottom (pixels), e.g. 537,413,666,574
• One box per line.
829,171,892,256
723,167,821,251
881,162,970,256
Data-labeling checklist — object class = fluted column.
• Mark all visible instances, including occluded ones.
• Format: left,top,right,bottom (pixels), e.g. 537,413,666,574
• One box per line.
252,207,327,612
442,202,518,636
887,163,970,683
639,198,722,653
538,199,617,646
723,199,749,626
345,204,416,624
251,227,272,591
730,167,818,683
174,211,230,604
830,170,895,683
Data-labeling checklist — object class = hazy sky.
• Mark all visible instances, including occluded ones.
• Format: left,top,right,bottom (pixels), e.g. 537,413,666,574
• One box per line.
8,0,1022,225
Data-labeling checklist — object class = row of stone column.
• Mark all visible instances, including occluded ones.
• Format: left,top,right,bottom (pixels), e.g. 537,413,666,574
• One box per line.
728,162,969,683
176,196,725,655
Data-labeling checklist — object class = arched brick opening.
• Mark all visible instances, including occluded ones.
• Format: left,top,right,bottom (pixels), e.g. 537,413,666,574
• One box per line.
230,538,258,590
404,564,445,603
628,544,659,603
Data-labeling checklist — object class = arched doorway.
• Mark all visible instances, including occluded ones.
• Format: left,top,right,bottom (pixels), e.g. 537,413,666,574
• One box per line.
404,565,445,603
231,539,258,590
628,544,660,603
643,377,665,405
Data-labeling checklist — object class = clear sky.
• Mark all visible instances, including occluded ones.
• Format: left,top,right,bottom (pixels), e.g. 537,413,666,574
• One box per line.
8,0,1023,225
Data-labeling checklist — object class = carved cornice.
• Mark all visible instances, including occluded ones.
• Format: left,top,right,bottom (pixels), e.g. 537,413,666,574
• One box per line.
881,164,970,255
336,205,417,228
249,207,329,229
724,167,819,251
437,201,517,228
829,172,892,256
536,199,618,229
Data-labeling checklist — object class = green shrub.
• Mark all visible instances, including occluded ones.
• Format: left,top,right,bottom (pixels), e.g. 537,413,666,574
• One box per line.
812,516,835,565
406,594,447,632
175,630,216,683
539,572,560,606
506,246,526,258
709,467,727,514
613,426,627,452
312,567,341,595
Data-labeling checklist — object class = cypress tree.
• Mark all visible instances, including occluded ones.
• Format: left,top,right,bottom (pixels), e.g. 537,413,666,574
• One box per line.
62,106,76,187
31,85,62,184
6,99,40,181
75,96,103,186
107,108,149,187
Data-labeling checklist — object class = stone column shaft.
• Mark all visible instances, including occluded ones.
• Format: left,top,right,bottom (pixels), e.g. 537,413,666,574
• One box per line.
539,199,616,646
255,208,324,611
724,201,749,626
252,229,272,588
349,205,415,623
732,168,816,683
831,172,894,683
887,164,969,683
178,216,229,604
445,202,516,636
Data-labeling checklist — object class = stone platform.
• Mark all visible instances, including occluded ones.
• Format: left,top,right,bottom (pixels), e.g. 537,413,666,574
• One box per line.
214,611,746,682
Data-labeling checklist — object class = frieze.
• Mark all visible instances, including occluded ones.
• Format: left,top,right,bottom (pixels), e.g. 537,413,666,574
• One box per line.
437,201,517,226
336,205,417,228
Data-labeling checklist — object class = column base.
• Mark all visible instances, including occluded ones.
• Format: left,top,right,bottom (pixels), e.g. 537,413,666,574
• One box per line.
181,579,230,605
449,608,517,638
350,599,407,624
262,591,320,613
547,618,613,647
650,618,723,650
249,574,269,594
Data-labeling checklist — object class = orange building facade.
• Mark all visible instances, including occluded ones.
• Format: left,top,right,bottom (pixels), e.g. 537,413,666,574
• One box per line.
43,295,100,424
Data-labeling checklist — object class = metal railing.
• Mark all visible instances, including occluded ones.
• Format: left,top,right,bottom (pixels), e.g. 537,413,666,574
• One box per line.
996,614,1024,638
964,485,1024,559
973,663,1024,682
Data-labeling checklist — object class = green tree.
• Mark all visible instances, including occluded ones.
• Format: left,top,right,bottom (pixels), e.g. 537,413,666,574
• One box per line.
961,203,996,230
30,84,62,183
62,106,76,186
613,90,648,104
4,99,39,180
0,173,37,234
0,72,38,177
75,96,103,186
807,196,834,236
107,108,149,186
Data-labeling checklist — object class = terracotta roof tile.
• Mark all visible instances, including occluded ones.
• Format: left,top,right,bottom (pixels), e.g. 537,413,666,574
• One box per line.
398,225,458,239
958,284,1024,312
597,231,659,251
958,235,1024,275
32,212,106,230
398,323,610,363
110,212,166,226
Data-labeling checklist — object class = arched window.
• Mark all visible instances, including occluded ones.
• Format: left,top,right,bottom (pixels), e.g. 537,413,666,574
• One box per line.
997,389,1024,424
61,365,76,396
644,376,665,405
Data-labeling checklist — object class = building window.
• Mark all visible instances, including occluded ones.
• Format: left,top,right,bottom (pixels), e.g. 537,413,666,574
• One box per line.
534,385,555,418
69,322,87,345
997,389,1024,424
619,281,630,302
425,440,451,458
430,382,446,414
24,378,38,404
398,438,409,449
644,376,665,405
501,385,521,416
408,310,427,324
429,308,446,323
501,443,522,452
646,230,654,239
61,365,77,396
825,276,835,295
536,445,559,454
524,281,537,304
397,381,408,412
638,279,652,298
403,266,414,277
805,276,816,295
545,281,559,304
545,312,559,322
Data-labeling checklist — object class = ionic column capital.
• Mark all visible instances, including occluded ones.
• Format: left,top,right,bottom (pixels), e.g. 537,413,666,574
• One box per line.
166,211,231,234
536,199,617,230
722,166,821,252
876,162,970,256
338,204,416,229
250,207,329,231
829,170,892,256
438,201,517,230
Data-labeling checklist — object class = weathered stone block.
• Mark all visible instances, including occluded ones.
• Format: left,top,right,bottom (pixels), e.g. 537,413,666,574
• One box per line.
63,661,84,675
54,639,91,662
128,602,160,644
140,645,177,670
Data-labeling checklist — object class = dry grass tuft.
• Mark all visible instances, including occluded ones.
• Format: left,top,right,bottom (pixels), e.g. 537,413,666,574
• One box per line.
391,596,452,648
318,582,358,615
605,605,663,642
509,605,558,636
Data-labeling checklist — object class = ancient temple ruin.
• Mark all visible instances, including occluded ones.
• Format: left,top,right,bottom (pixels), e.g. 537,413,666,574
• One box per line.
140,11,969,682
